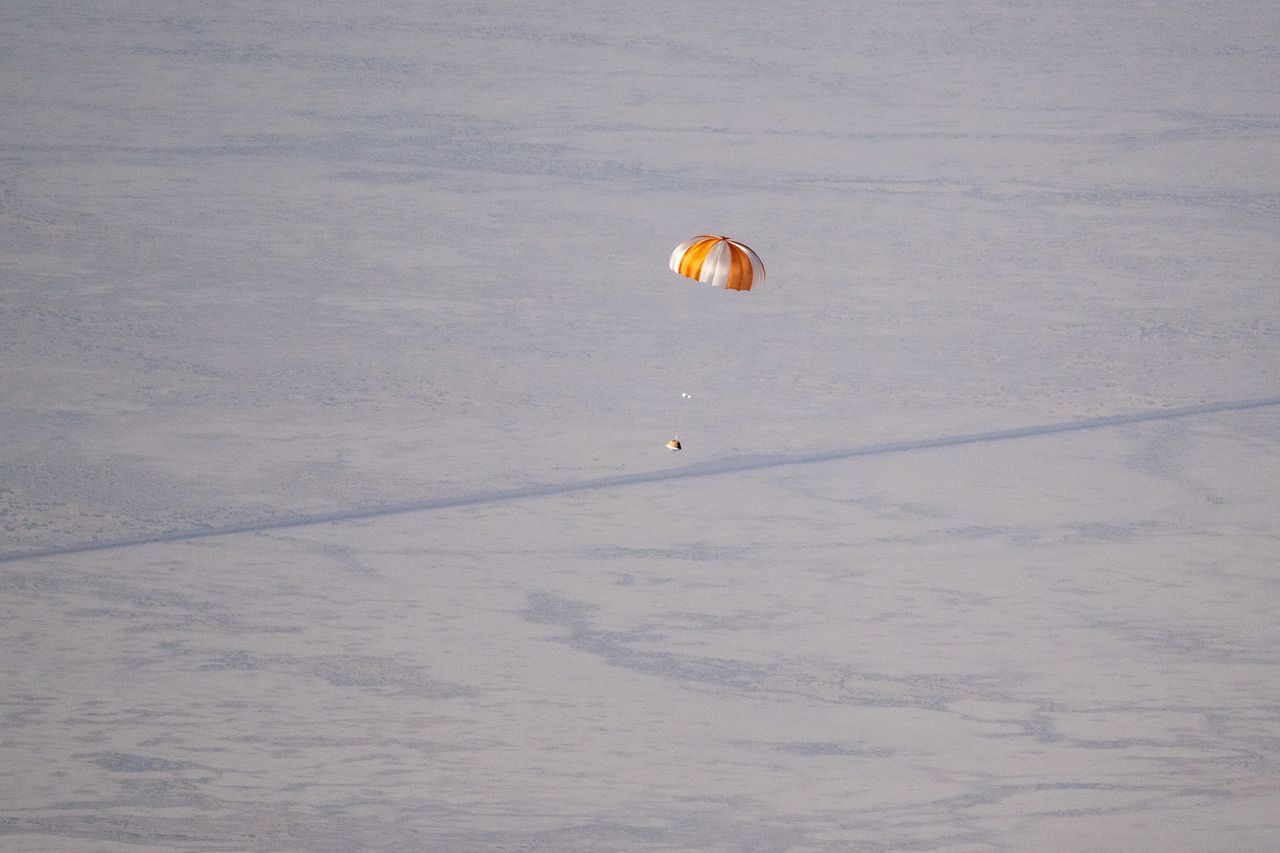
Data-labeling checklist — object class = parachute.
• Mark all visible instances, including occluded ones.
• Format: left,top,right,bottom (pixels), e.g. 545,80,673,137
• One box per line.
662,237,764,451
669,235,765,292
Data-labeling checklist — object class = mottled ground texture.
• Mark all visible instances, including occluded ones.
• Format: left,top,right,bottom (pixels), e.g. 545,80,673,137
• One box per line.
2,1,1279,851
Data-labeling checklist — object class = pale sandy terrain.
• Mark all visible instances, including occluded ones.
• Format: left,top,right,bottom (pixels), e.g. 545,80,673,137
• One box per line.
2,1,1279,850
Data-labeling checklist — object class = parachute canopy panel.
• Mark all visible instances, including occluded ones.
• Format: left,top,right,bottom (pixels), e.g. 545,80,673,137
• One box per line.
669,235,764,292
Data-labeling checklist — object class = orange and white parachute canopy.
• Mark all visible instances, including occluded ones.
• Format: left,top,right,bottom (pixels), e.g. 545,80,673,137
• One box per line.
668,235,764,292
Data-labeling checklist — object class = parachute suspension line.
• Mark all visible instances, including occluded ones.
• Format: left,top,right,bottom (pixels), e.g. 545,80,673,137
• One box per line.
674,392,692,439
666,392,691,452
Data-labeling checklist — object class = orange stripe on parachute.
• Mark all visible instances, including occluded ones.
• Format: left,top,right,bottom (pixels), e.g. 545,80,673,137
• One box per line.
678,237,718,280
727,243,750,290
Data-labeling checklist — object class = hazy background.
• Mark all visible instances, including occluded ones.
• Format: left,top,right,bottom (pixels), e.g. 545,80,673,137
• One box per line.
2,1,1278,850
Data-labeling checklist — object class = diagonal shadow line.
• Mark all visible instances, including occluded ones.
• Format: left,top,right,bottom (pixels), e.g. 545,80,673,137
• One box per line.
3,395,1278,565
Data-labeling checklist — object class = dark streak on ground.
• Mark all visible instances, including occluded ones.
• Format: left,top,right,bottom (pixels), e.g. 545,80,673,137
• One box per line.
3,395,1277,564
